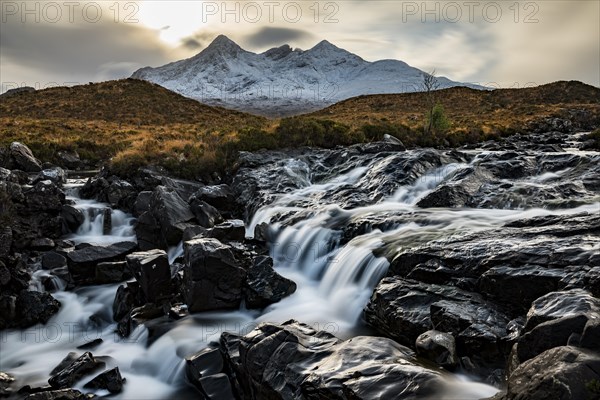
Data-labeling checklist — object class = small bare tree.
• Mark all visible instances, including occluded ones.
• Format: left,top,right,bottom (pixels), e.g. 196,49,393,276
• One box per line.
422,69,441,134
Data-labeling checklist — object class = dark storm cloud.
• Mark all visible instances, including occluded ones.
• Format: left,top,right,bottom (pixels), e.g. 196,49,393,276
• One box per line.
244,27,314,48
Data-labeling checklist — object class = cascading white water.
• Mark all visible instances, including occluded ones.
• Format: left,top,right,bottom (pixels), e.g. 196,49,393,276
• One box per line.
5,150,598,399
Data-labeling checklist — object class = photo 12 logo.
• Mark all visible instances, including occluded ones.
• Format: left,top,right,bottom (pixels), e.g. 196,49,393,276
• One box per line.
200,1,340,24
400,1,540,23
1,1,140,23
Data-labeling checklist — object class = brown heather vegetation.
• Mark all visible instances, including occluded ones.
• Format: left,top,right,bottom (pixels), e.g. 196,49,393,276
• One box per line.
1,79,598,178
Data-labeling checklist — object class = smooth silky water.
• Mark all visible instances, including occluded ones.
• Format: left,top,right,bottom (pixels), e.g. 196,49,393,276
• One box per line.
3,154,598,399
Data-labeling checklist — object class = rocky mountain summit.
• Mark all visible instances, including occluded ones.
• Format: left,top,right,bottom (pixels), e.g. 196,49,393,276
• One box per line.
132,35,483,117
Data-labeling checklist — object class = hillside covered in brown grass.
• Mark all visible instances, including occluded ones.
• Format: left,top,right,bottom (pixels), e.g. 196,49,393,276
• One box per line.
0,79,267,176
309,81,600,140
1,79,598,179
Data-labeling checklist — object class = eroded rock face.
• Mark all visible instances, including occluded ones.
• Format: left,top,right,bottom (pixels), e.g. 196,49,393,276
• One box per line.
66,241,137,283
220,320,446,400
183,238,248,312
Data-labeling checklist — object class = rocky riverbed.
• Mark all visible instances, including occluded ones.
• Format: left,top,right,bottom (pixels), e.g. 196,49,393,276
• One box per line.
0,131,599,399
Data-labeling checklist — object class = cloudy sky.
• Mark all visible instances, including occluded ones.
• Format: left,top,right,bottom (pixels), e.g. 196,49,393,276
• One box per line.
1,0,598,93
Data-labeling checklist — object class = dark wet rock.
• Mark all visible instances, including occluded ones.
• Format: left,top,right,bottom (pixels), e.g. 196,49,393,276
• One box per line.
61,205,84,233
183,238,248,312
83,367,125,394
477,265,565,313
188,198,222,228
9,142,42,172
133,191,152,217
244,255,296,309
24,388,93,400
11,290,61,329
30,238,55,251
106,180,137,211
584,267,600,297
33,168,66,185
79,176,109,202
417,166,494,208
220,320,445,400
118,303,165,338
95,261,129,284
66,241,137,283
512,289,600,367
497,346,600,400
134,211,166,251
150,186,195,245
364,277,511,375
0,371,15,397
183,219,246,243
112,281,144,322
415,330,458,370
101,208,112,235
56,150,83,170
77,338,104,350
197,373,235,400
192,184,235,212
185,346,232,397
25,181,65,212
48,352,104,389
41,252,66,270
126,249,172,302
0,227,12,259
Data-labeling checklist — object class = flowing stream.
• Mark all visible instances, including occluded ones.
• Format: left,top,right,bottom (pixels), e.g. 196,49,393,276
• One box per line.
2,147,598,399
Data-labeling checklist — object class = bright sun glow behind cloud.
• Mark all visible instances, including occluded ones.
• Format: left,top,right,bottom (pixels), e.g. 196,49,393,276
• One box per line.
137,1,205,45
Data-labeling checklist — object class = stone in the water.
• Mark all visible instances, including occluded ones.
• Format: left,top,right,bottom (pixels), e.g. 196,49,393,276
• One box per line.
150,186,195,245
415,330,459,370
220,320,445,400
244,255,296,309
189,198,222,228
0,371,15,397
66,241,137,282
48,352,105,389
83,367,125,394
41,252,67,270
23,388,92,400
183,238,247,312
14,290,61,329
126,249,172,302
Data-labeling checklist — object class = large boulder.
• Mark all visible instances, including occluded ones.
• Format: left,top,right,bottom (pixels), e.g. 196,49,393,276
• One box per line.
9,142,42,172
496,346,600,400
24,181,65,212
220,320,446,399
244,255,296,309
66,241,137,283
364,277,512,375
512,289,600,366
126,249,172,302
191,184,236,213
150,186,195,245
415,330,459,370
183,238,248,312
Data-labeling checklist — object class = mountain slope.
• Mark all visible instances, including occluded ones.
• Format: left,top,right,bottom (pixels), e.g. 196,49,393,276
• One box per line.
132,35,483,117
308,80,600,136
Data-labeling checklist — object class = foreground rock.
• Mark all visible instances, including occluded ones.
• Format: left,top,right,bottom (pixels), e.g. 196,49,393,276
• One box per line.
8,142,42,172
495,346,600,400
244,255,297,309
220,320,446,399
66,241,137,283
183,238,248,312
48,352,104,389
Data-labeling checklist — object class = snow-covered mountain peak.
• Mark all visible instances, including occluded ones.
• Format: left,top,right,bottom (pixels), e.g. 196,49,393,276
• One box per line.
132,36,485,117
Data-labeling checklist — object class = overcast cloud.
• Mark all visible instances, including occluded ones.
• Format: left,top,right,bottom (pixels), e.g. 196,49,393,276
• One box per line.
1,0,598,93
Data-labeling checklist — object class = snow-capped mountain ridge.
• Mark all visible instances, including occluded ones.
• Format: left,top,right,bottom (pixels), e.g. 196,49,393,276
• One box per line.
132,35,483,117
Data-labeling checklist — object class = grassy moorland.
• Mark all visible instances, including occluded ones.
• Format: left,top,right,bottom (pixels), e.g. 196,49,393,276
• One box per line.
1,79,598,179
